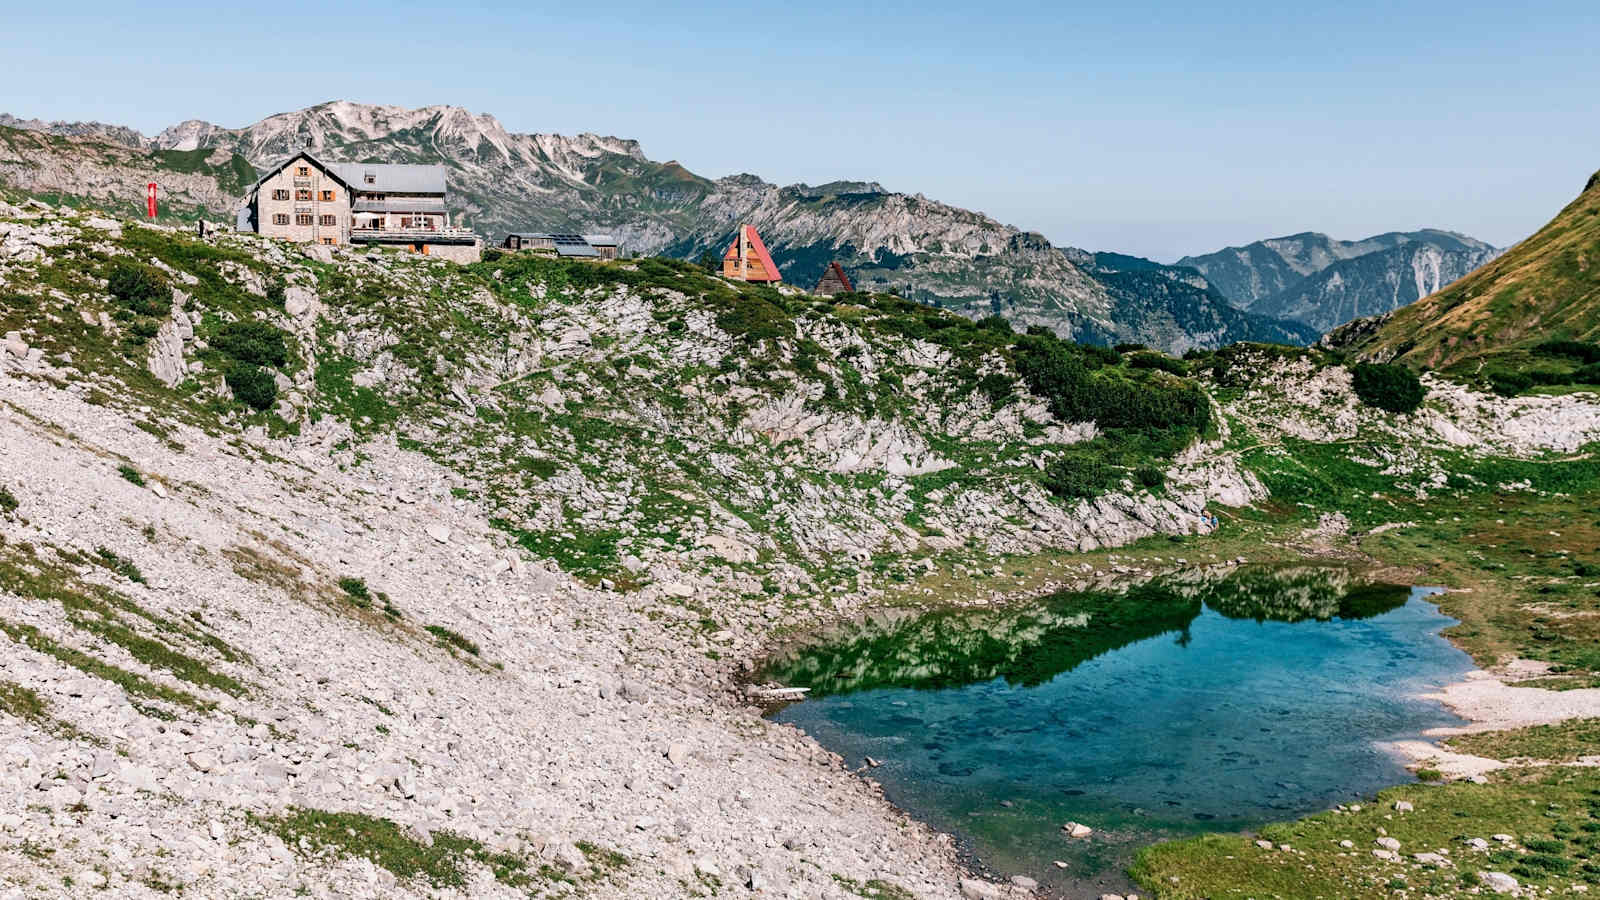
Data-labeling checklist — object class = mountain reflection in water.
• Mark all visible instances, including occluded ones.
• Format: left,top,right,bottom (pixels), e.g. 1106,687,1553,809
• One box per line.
763,566,1410,698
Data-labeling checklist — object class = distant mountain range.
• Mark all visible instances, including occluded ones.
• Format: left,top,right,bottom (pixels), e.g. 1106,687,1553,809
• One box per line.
1336,171,1600,371
1178,230,1501,332
1,101,1490,350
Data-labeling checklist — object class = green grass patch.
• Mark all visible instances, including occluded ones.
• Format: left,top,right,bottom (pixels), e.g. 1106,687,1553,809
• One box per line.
424,625,480,657
255,807,533,889
1132,768,1600,898
1449,719,1600,763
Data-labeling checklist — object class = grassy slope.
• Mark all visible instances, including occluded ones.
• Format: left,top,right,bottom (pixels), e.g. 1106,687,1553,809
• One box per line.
1358,170,1600,373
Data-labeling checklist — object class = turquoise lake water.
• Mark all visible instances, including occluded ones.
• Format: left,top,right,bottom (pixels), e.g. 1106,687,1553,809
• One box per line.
764,567,1474,897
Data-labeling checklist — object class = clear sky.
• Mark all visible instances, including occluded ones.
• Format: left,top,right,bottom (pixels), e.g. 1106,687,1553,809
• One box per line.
3,0,1596,261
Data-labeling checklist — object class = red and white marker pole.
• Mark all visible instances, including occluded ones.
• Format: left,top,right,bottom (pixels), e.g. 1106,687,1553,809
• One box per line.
146,182,158,219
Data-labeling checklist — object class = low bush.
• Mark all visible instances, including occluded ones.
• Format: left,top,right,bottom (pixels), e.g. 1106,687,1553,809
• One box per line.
1134,465,1165,489
94,547,145,584
225,362,277,411
1534,340,1600,364
107,260,169,316
0,485,16,514
213,320,289,369
337,576,371,608
1350,362,1426,413
425,625,480,656
1128,353,1189,376
117,464,145,487
1042,452,1117,500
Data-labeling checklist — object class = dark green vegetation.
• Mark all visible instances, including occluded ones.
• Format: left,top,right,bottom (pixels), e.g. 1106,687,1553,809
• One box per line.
117,464,145,486
1352,171,1600,372
1349,362,1427,414
108,260,169,316
224,363,276,410
1132,769,1600,898
211,320,289,369
0,484,17,515
1479,340,1600,397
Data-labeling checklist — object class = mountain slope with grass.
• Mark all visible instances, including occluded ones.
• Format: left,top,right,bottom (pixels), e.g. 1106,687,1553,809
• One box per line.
1345,170,1600,374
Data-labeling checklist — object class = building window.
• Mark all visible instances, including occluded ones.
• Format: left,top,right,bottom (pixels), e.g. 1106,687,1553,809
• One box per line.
364,173,376,185
296,166,310,177
272,214,290,226
321,237,336,246
271,189,290,201
320,190,335,202
296,214,313,226
295,189,313,201
319,215,336,226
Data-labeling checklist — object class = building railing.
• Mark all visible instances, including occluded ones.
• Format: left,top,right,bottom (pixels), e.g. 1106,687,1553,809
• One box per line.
348,226,479,245
351,198,450,213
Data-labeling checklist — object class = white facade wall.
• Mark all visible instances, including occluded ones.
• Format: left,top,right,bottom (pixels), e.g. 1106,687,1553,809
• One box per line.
254,155,350,245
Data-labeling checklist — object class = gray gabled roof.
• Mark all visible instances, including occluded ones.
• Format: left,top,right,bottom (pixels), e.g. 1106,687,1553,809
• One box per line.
334,163,446,195
243,150,352,197
242,153,447,199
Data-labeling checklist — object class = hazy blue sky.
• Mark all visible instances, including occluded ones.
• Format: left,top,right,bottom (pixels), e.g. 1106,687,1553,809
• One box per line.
3,0,1596,260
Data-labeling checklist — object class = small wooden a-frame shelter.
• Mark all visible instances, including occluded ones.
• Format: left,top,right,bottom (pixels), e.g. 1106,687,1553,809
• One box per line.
721,224,782,283
813,261,853,295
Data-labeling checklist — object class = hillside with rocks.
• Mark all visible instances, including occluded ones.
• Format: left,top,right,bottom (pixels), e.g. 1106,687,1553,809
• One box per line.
1178,230,1500,331
0,196,1268,899
2,101,1315,353
0,125,256,223
3,188,1600,899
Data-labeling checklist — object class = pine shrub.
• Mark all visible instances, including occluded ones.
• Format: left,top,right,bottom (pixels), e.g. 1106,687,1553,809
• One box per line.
225,362,277,411
1350,362,1426,413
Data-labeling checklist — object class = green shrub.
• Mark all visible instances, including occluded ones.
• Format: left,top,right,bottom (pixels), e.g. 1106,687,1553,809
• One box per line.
1350,362,1426,413
337,576,372,608
213,320,289,368
1080,344,1122,367
1415,767,1444,782
117,464,145,487
107,260,169,316
1128,353,1189,376
1488,370,1533,397
1114,342,1148,353
974,314,1013,335
425,625,480,656
0,485,16,514
225,362,277,411
1134,465,1165,489
94,547,145,584
264,278,286,307
714,296,793,343
1534,340,1600,364
1042,452,1117,500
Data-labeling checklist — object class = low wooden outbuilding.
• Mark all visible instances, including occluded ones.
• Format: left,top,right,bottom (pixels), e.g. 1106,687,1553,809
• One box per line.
813,262,853,295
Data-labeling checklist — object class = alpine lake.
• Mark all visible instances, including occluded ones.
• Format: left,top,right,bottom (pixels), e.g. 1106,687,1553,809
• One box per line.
760,566,1475,897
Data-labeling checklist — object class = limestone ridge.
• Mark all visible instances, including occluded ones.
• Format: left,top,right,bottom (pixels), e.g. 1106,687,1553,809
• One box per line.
5,100,1316,352
1178,230,1502,331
